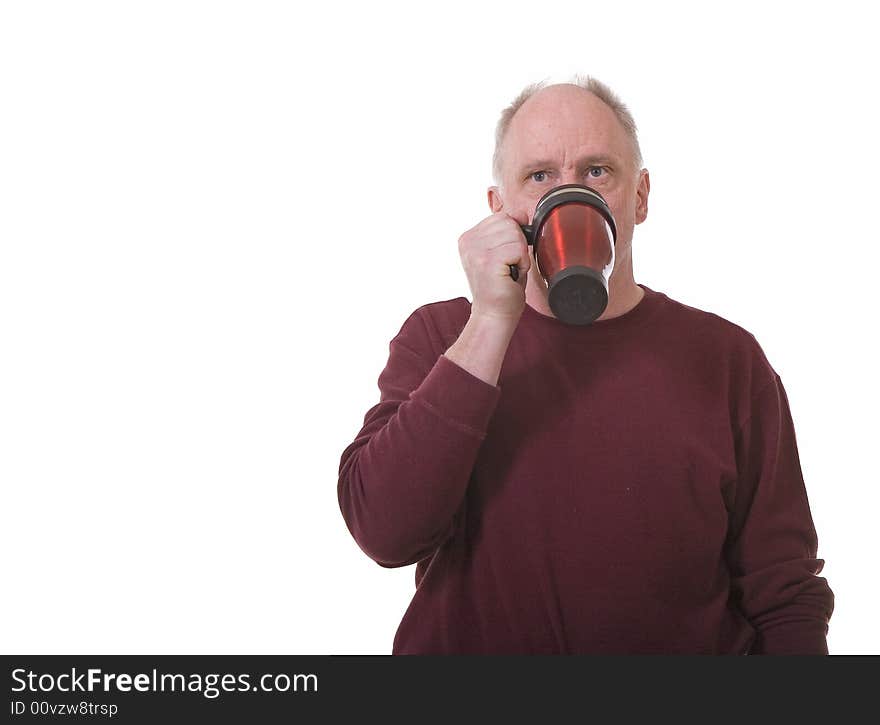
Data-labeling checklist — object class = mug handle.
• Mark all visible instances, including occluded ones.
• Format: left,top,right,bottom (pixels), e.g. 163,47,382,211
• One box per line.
509,224,534,282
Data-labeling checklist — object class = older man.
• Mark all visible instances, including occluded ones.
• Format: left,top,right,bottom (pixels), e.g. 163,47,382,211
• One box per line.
338,77,834,654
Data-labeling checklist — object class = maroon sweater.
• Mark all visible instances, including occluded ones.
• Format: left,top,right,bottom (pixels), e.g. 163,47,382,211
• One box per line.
338,283,834,654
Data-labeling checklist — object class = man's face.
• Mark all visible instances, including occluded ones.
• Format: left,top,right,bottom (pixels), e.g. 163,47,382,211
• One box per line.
489,84,649,283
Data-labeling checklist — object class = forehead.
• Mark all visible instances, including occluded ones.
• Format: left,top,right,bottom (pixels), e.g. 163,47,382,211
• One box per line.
504,87,631,172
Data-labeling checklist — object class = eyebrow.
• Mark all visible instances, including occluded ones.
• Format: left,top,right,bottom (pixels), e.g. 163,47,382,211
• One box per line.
516,155,618,175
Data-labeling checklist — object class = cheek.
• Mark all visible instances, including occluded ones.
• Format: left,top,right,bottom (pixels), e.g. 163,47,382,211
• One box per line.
608,193,636,225
509,194,541,224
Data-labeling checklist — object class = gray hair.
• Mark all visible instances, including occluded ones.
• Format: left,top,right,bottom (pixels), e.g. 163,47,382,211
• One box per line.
491,74,643,184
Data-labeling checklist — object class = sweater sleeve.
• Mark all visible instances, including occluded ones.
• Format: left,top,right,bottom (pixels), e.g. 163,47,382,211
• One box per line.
725,373,835,654
337,306,502,568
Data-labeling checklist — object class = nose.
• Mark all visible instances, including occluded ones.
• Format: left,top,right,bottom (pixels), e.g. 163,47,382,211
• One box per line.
560,169,582,186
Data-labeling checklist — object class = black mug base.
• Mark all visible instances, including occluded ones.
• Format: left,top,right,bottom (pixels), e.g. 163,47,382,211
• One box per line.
547,266,608,325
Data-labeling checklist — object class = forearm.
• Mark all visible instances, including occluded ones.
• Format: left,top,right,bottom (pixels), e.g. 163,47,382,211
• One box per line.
338,353,501,567
749,620,830,655
728,372,835,656
443,312,518,386
738,570,834,655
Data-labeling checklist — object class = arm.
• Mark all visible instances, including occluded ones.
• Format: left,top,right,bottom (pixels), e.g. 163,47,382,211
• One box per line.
725,373,835,654
337,307,513,568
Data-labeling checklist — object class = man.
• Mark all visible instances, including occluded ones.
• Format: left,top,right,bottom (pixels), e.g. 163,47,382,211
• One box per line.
337,76,834,654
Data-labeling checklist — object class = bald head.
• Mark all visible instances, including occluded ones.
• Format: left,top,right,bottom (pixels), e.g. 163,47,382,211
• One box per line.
492,78,642,187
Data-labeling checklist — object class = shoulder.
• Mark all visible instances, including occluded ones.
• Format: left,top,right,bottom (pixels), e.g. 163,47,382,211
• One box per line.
391,296,472,356
415,296,472,341
660,289,758,343
655,287,778,394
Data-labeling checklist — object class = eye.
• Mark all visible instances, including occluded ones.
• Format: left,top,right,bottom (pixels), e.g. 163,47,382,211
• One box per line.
529,171,548,183
587,166,607,179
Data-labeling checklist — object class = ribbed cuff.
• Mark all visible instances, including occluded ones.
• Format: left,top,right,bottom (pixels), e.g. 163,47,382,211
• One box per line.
409,354,502,437
750,622,830,655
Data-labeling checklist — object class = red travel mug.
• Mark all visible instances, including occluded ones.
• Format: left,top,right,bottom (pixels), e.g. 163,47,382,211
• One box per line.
511,184,617,325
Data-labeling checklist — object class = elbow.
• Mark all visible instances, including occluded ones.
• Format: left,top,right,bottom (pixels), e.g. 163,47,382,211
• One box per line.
360,537,430,569
339,491,442,568
337,443,458,568
337,472,449,569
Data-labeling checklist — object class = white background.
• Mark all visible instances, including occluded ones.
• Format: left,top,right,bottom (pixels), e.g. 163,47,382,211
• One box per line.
1,1,877,654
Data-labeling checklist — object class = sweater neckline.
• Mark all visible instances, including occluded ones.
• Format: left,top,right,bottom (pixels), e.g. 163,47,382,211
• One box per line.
521,283,665,335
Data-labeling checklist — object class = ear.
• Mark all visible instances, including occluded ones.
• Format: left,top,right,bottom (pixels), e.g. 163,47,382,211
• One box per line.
487,185,504,213
635,169,650,225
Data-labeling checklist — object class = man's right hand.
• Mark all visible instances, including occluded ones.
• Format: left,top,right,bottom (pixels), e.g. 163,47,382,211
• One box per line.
457,211,531,325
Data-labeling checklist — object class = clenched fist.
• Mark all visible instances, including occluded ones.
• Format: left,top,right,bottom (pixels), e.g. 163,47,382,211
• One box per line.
457,212,531,323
